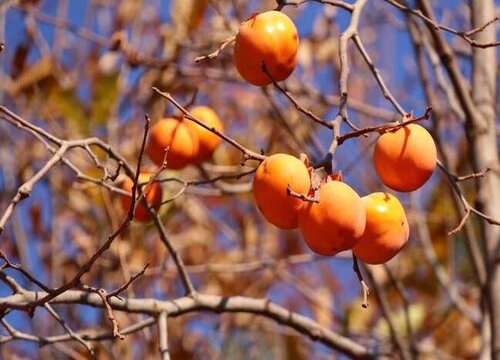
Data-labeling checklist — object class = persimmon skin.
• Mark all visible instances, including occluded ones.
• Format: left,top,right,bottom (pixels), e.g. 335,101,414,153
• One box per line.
186,106,224,163
353,192,409,264
234,11,299,86
298,181,366,256
252,153,311,229
120,173,162,222
374,123,437,192
146,117,199,169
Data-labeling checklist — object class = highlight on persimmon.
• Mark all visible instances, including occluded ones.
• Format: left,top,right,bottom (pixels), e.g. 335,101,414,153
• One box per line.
234,10,299,86
353,192,409,264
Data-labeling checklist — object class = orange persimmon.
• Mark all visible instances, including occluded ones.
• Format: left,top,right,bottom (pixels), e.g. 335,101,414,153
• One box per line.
352,192,409,264
298,180,366,256
186,106,224,163
234,11,299,86
146,117,199,169
252,153,311,229
374,123,437,192
120,173,162,222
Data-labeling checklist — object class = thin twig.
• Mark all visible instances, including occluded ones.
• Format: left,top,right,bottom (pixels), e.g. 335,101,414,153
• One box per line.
384,265,417,356
129,114,152,220
337,107,432,145
108,262,150,299
151,211,197,296
152,87,266,163
194,36,235,63
0,249,52,292
363,266,412,360
0,144,68,233
352,255,370,308
384,1,500,48
44,303,95,358
455,168,491,182
0,317,157,345
352,34,407,116
437,160,500,235
85,286,124,340
286,185,319,203
262,63,332,129
411,196,482,325
275,0,354,12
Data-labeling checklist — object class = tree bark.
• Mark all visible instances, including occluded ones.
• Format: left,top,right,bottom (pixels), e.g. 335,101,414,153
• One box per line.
470,1,500,359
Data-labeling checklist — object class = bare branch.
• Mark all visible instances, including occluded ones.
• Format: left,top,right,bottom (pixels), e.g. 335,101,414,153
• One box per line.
352,34,407,116
364,266,412,360
158,312,170,360
44,304,95,358
275,0,354,12
85,287,124,340
352,255,370,308
151,212,197,296
286,184,319,203
108,262,150,300
262,63,332,128
0,144,67,233
0,291,376,359
152,87,267,163
337,107,432,145
194,36,235,63
384,1,500,48
437,160,500,234
0,249,52,292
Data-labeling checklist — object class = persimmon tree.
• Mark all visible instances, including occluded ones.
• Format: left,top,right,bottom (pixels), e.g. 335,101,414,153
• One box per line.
0,0,499,359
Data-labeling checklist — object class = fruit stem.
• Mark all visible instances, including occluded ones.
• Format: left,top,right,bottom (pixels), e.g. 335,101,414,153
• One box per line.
352,255,370,308
286,185,319,203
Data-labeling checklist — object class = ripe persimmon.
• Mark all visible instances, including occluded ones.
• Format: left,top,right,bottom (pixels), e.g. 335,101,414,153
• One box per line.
298,180,366,256
146,117,199,169
120,173,162,222
374,123,437,192
352,192,409,264
186,106,224,163
234,11,299,86
252,153,311,229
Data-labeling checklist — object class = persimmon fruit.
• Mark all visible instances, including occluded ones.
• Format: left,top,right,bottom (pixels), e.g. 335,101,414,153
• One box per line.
186,106,224,163
353,192,409,264
120,173,162,222
146,117,199,169
298,180,366,256
234,10,299,86
374,123,437,192
252,153,311,229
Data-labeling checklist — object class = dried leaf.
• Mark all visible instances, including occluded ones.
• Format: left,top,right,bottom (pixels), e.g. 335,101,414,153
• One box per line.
171,0,210,35
9,56,54,96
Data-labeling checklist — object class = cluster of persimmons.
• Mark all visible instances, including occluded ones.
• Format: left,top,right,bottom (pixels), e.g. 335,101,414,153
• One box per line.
253,122,437,265
119,105,223,222
120,10,438,265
